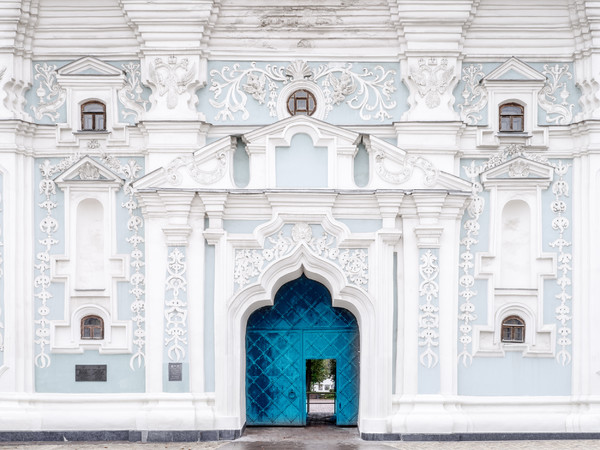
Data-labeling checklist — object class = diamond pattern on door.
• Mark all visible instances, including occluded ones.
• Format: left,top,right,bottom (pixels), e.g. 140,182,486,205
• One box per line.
246,275,359,426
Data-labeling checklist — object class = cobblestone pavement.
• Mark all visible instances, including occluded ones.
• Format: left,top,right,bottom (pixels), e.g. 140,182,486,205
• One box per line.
3,426,600,450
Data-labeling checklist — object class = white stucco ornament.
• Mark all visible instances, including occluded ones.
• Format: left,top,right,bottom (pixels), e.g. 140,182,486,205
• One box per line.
410,58,454,109
234,224,368,291
149,56,196,110
31,63,66,122
209,60,396,121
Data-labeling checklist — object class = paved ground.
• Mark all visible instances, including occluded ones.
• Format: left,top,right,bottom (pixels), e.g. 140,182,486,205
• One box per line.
3,427,600,449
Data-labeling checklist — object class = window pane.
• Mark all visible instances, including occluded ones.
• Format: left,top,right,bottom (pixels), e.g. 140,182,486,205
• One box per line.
96,115,105,130
500,117,511,131
514,328,523,341
93,327,102,338
83,328,91,338
297,99,307,110
83,115,93,130
512,117,523,131
85,317,101,326
502,327,511,341
83,102,104,112
501,105,522,115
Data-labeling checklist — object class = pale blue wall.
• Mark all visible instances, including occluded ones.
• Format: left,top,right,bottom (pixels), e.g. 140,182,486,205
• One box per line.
34,156,146,393
204,241,215,392
353,140,369,187
276,133,328,188
456,158,572,396
233,137,250,188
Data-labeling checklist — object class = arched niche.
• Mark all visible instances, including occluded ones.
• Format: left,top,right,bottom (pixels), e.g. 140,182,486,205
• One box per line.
499,199,532,288
76,198,105,290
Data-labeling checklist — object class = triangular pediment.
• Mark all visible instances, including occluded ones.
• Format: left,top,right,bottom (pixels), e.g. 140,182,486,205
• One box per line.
55,156,124,186
484,57,546,83
480,156,554,188
57,57,124,77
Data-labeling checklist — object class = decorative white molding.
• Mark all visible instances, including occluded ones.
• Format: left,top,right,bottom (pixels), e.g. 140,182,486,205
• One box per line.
459,64,487,125
549,161,572,366
209,60,396,122
418,250,439,368
35,154,81,368
119,62,148,121
538,64,574,125
373,149,438,187
165,248,188,362
457,162,483,367
148,56,196,110
31,63,66,122
101,154,146,370
410,58,454,109
166,150,228,186
234,223,368,291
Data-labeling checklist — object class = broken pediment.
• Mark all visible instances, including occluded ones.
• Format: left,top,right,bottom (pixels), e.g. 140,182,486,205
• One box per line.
134,115,471,192
483,57,546,84
54,155,124,187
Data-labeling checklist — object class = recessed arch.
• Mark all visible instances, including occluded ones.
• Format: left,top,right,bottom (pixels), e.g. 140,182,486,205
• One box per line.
221,245,377,429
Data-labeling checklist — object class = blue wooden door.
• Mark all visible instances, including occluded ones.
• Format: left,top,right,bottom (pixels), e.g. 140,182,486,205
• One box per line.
246,275,359,426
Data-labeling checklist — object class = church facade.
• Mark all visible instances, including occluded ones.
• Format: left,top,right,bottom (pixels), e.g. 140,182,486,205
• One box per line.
0,0,599,441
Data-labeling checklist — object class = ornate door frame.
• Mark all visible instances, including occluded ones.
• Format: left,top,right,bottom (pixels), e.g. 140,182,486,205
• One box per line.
219,247,377,432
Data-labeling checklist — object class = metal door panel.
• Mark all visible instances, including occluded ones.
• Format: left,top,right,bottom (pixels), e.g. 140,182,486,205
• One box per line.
246,330,305,425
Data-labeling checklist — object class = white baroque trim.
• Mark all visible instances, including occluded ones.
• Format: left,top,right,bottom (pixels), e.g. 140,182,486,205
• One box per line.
373,149,438,187
31,63,66,122
538,64,574,125
35,154,81,368
118,62,148,121
164,248,188,362
418,250,439,368
549,161,572,365
209,60,396,122
233,223,368,292
101,154,146,370
457,161,483,367
459,64,487,125
165,150,228,186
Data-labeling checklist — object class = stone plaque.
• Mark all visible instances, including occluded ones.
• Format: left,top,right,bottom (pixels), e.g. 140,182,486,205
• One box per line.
75,364,107,382
169,363,182,381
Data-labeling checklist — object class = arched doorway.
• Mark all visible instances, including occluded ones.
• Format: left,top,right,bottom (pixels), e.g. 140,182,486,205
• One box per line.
245,274,359,426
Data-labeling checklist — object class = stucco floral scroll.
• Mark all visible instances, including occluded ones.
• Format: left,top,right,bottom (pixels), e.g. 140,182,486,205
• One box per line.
418,250,440,368
102,154,146,370
549,161,572,365
209,60,396,121
164,248,188,362
459,64,487,125
119,62,148,121
234,223,368,291
31,63,66,122
35,154,81,368
538,64,574,125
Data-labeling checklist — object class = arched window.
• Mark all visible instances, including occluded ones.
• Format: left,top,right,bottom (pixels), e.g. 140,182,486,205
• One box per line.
81,101,106,131
501,315,525,343
499,103,524,132
287,89,317,116
81,315,104,340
